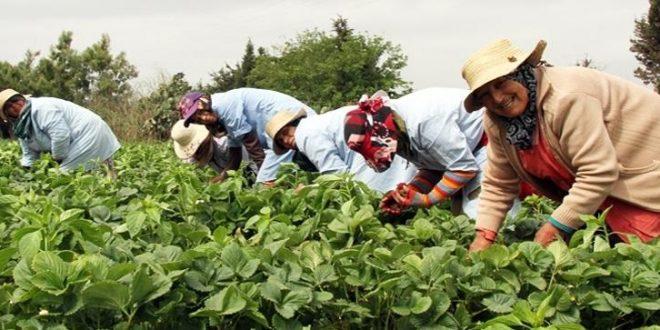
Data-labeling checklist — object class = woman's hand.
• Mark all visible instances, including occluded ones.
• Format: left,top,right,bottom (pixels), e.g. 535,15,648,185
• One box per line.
469,235,494,252
379,190,404,215
534,222,568,246
391,183,415,208
469,229,498,252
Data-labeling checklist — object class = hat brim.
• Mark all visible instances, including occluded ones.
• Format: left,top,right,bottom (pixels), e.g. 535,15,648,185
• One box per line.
464,40,547,113
267,108,308,155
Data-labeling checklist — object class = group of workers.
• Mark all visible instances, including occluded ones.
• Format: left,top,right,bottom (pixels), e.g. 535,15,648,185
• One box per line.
2,39,658,250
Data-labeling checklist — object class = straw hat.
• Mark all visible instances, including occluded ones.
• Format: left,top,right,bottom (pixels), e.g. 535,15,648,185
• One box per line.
265,108,308,155
171,119,211,159
461,39,547,112
0,89,22,121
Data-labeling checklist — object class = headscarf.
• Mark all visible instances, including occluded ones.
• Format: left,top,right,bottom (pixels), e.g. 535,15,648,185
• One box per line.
500,63,538,150
12,100,32,139
344,94,400,172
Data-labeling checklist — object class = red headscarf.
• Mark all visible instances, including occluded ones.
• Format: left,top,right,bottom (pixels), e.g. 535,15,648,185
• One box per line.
344,93,400,172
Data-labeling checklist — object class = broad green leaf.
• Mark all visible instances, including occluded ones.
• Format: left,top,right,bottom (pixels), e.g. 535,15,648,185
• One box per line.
0,194,19,205
547,241,573,269
12,260,35,290
260,282,282,303
276,289,310,319
220,243,246,273
410,292,432,314
208,285,246,315
192,285,247,317
59,208,84,222
483,294,517,314
130,265,172,305
238,259,260,279
30,251,70,295
82,281,130,311
125,211,146,237
0,248,17,269
481,245,510,268
18,231,42,261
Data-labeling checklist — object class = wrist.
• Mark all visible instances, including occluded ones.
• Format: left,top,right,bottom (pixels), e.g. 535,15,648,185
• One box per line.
548,216,576,235
476,228,498,242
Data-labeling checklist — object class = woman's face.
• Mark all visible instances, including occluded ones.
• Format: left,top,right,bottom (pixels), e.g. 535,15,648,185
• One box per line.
275,125,297,150
473,77,529,118
3,98,26,120
190,109,218,125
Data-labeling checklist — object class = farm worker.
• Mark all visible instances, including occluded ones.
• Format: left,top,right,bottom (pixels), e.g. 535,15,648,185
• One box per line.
0,89,120,177
170,120,258,183
344,88,494,219
461,39,660,252
265,105,417,192
177,88,316,186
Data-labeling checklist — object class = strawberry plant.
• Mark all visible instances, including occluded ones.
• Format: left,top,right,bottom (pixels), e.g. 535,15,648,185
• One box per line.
0,140,658,329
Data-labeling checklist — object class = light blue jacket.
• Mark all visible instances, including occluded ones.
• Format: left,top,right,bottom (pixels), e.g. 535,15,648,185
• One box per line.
295,106,417,192
19,97,120,171
210,88,316,182
390,88,484,172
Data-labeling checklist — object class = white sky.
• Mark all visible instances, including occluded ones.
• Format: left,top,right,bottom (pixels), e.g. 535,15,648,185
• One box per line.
0,0,651,92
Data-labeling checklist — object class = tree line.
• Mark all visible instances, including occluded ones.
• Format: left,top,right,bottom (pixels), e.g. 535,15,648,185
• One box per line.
1,5,658,140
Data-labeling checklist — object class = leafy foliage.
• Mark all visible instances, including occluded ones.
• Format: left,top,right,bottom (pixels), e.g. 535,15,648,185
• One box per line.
0,140,658,329
248,17,412,111
140,72,193,139
630,0,660,93
0,31,138,104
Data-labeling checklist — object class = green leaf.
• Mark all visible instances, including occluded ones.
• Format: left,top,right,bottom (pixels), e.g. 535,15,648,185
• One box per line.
410,292,432,314
481,245,510,268
125,211,146,237
18,230,42,261
130,265,172,305
60,208,84,222
220,242,246,274
276,289,310,319
12,260,35,290
483,294,517,314
238,259,260,279
547,241,573,269
82,281,130,311
0,248,17,269
30,251,70,295
192,285,247,317
260,282,282,303
209,285,247,315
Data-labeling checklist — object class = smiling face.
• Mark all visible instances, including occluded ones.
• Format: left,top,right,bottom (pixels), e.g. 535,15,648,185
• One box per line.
473,76,529,118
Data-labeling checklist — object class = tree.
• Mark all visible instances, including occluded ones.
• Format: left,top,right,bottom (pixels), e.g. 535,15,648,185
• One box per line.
141,72,193,139
204,39,260,93
247,17,411,111
630,0,659,92
0,31,138,105
575,54,602,70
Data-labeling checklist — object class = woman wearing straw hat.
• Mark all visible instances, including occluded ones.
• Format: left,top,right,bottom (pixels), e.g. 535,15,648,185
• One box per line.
177,88,316,186
171,120,257,183
461,39,660,252
0,88,120,177
266,105,417,193
343,88,497,218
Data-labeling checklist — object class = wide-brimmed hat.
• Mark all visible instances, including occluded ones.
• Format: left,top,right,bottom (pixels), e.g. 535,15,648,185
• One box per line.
265,108,308,155
171,119,211,159
461,39,547,112
0,89,22,121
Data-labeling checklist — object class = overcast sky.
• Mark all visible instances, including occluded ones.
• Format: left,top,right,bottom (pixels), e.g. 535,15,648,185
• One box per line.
0,0,651,92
